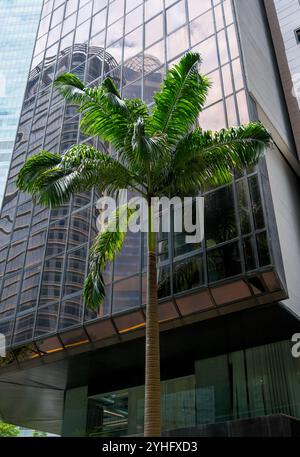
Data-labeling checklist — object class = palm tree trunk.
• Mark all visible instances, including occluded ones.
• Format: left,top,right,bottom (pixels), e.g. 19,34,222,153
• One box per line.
144,203,161,437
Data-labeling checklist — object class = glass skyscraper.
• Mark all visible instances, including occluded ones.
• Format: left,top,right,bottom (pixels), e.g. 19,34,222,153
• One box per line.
0,0,42,207
0,0,299,437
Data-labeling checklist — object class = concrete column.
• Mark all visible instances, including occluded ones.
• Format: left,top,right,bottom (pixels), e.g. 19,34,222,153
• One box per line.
62,386,88,437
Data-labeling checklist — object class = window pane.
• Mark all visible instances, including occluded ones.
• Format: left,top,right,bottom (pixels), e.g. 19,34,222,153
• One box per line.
63,246,87,297
145,14,163,48
173,255,204,294
199,101,226,130
19,267,40,313
243,237,256,271
108,0,125,25
145,0,163,20
59,295,84,329
13,314,35,344
112,275,140,313
193,35,218,74
113,232,141,281
125,5,143,34
188,0,212,20
68,208,91,249
206,70,222,106
236,180,251,235
167,26,189,61
205,187,237,247
249,175,265,230
207,242,242,282
144,68,163,104
124,26,143,62
40,255,64,305
158,264,171,299
46,217,69,257
190,10,214,46
166,1,186,35
257,232,271,267
35,302,59,336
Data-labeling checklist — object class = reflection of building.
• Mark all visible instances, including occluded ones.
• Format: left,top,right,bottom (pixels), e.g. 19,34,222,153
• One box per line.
123,53,163,101
0,0,42,207
0,0,300,437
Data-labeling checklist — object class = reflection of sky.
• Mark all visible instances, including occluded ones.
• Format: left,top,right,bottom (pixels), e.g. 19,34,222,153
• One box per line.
35,0,245,132
0,0,42,206
124,27,143,62
145,0,164,20
190,10,214,45
166,1,186,34
106,18,124,46
200,102,226,131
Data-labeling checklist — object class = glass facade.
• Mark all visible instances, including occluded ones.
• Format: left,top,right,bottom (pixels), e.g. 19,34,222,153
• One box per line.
87,340,300,436
0,0,42,207
0,0,281,351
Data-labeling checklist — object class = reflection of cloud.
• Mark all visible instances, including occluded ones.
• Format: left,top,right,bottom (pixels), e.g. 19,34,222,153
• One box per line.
167,26,189,62
193,36,218,74
106,40,123,64
166,0,186,33
123,27,142,62
106,18,124,47
190,10,214,45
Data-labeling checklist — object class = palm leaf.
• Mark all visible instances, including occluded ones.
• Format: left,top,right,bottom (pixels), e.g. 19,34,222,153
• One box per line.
53,73,86,104
17,144,145,207
83,204,136,310
17,151,61,193
169,123,272,193
147,52,211,148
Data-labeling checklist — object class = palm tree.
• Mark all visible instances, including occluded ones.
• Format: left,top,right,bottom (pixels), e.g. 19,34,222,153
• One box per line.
17,52,272,437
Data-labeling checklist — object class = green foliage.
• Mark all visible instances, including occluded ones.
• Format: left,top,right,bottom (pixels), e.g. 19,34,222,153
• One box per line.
33,430,47,437
84,205,136,310
147,52,211,148
0,422,20,437
17,144,142,205
17,51,272,311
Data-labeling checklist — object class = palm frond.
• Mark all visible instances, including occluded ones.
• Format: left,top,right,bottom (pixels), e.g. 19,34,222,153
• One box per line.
101,77,127,111
55,73,149,154
147,52,211,148
17,151,61,193
79,96,149,153
53,73,87,104
126,117,170,180
197,123,272,171
83,205,136,310
17,144,145,207
168,122,272,193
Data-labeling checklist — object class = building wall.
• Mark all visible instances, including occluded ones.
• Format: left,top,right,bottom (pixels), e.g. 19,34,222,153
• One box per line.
273,0,300,104
0,0,278,349
0,0,42,207
83,339,300,436
234,0,300,318
264,0,300,159
0,0,299,436
265,146,300,316
233,0,295,154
